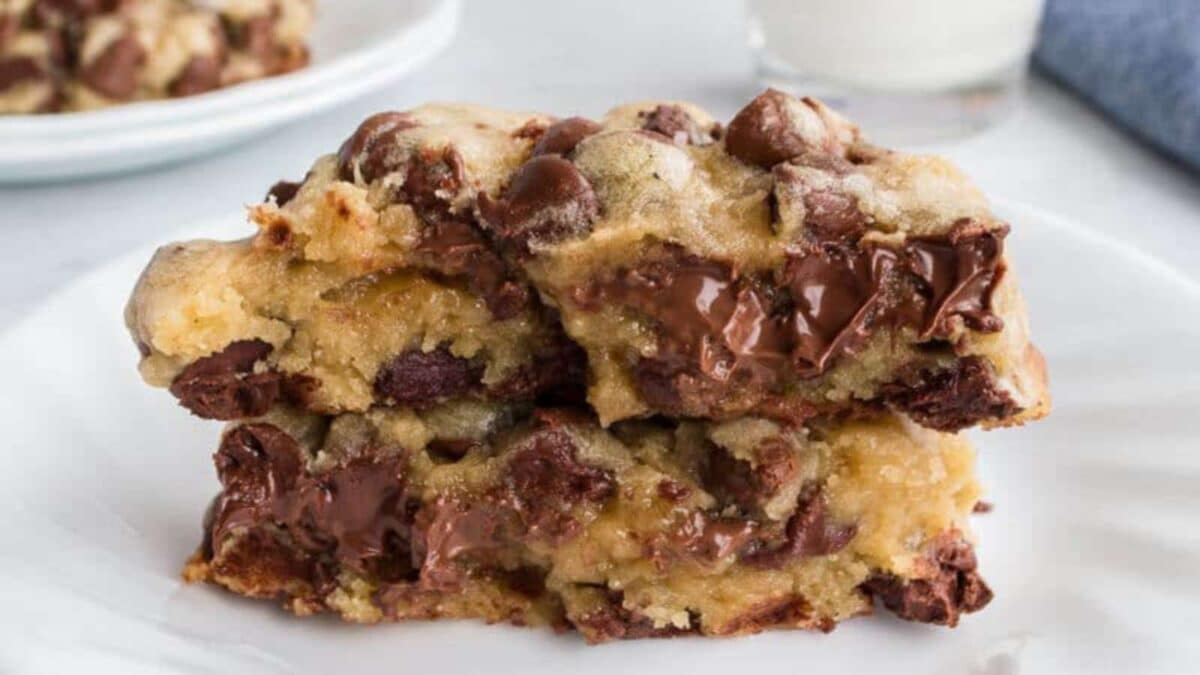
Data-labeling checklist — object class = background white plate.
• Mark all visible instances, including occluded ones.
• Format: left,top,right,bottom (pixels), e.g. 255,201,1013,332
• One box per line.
0,0,459,183
0,200,1197,674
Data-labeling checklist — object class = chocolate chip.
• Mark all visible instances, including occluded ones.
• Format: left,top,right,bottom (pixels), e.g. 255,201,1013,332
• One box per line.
0,56,45,92
398,146,467,222
671,511,759,561
234,14,275,62
413,219,530,320
531,116,602,156
580,248,791,414
703,438,798,514
0,17,17,50
168,54,223,98
169,340,281,420
639,104,713,145
479,155,599,249
503,424,614,542
213,423,304,519
881,356,1019,432
744,490,856,567
209,422,414,577
266,179,302,206
571,590,696,643
784,243,897,377
79,33,145,100
802,188,867,240
725,89,834,168
861,532,993,626
905,221,1008,337
772,162,868,241
411,498,508,591
337,112,419,182
373,347,482,409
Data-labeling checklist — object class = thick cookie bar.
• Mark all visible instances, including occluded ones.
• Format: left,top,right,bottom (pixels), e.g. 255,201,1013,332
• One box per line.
126,105,582,420
0,0,312,113
186,406,991,641
325,92,1049,429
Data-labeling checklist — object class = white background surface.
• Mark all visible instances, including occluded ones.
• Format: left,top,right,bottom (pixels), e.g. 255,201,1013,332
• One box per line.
1,0,1199,327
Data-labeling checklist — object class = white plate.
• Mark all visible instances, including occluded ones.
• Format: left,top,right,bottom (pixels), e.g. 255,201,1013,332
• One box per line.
0,200,1197,674
0,0,459,183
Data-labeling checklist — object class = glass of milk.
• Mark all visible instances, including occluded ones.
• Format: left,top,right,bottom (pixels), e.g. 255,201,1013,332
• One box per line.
746,0,1046,144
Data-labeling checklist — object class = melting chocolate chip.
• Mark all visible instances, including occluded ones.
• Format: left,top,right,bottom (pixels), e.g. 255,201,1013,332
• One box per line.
208,422,414,576
672,511,759,561
411,497,507,591
169,340,280,420
373,346,482,409
580,247,791,387
905,221,1007,337
784,243,897,377
80,33,145,100
479,155,599,249
531,116,602,156
881,356,1019,432
861,532,992,626
337,111,419,182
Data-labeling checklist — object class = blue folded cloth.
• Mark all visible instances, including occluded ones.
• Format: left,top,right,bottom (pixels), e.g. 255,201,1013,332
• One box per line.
1034,0,1200,171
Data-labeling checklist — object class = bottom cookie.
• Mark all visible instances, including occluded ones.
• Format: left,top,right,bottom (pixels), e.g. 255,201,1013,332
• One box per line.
186,403,991,642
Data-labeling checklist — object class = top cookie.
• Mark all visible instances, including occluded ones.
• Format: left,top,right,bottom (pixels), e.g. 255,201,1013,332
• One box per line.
128,90,1049,432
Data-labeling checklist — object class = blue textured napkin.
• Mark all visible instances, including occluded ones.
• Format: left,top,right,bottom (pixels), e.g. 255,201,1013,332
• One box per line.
1034,0,1200,171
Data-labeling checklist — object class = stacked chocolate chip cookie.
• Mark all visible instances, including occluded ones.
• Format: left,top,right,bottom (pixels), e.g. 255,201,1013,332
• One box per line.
126,90,1049,642
0,0,313,114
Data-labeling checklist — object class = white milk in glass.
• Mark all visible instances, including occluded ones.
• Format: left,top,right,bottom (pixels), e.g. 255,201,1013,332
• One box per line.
747,0,1045,144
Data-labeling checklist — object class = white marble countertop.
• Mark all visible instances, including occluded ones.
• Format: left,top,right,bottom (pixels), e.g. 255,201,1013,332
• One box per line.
2,0,1198,327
